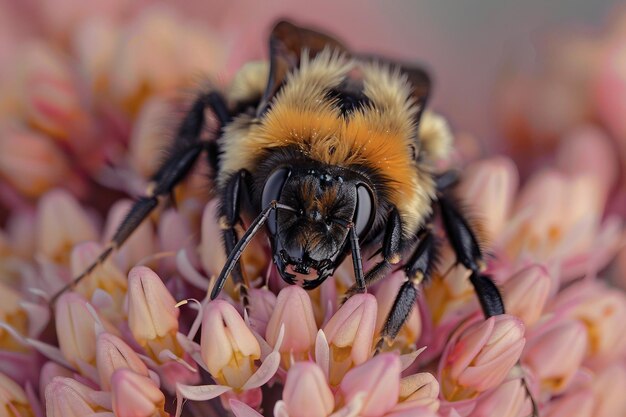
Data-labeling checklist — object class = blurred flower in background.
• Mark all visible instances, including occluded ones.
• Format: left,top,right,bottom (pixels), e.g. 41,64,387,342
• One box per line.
0,1,625,417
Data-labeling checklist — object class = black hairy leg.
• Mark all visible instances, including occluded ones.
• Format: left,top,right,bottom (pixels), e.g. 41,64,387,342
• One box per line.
344,207,403,298
216,169,255,307
375,228,438,351
438,194,504,317
49,92,230,305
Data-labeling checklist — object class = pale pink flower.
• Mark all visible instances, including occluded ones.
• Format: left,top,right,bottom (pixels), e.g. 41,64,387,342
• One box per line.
458,157,519,243
590,363,626,417
55,292,118,375
501,264,552,326
200,300,261,390
542,387,594,417
467,379,530,417
549,280,626,367
111,368,167,417
522,317,587,394
0,372,33,417
439,315,525,401
70,241,127,304
0,125,70,198
45,376,110,417
322,293,377,385
127,266,181,359
0,281,28,352
276,361,334,417
266,286,318,365
338,353,401,417
36,189,98,265
398,372,440,412
96,332,150,391
10,42,87,141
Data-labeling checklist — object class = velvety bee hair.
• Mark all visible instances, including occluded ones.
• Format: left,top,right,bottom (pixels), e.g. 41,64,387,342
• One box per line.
219,48,449,234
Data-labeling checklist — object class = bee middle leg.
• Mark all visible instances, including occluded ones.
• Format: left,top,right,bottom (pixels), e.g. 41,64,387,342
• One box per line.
375,227,438,351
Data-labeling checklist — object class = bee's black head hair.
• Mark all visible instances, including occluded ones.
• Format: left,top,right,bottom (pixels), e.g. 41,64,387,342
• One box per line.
258,155,376,288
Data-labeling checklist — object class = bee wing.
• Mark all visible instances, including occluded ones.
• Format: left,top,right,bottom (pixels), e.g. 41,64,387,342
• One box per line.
258,20,348,116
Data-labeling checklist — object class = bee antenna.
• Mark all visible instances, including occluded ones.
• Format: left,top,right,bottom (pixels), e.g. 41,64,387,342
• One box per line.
210,201,295,299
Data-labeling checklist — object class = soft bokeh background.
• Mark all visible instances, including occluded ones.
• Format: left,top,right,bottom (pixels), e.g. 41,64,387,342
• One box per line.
1,0,621,141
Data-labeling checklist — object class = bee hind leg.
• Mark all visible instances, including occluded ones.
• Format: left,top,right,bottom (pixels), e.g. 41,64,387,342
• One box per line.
438,193,540,416
49,92,230,305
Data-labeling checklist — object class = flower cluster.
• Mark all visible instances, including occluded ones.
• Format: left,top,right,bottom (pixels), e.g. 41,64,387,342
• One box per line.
1,3,625,417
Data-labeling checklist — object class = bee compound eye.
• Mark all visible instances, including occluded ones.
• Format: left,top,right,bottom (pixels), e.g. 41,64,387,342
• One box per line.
261,167,291,235
354,184,376,238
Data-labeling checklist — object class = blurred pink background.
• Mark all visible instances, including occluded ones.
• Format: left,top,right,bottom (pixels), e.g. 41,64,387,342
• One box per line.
1,0,621,143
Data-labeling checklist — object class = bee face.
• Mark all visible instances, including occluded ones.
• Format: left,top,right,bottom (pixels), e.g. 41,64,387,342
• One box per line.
262,164,375,288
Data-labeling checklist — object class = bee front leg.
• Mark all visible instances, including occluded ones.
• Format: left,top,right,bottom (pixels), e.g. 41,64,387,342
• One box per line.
217,169,254,307
49,92,229,305
344,207,403,298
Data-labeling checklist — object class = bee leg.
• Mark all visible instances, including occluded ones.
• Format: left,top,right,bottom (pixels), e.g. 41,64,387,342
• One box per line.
437,194,504,317
218,169,253,307
439,195,539,416
344,207,403,298
49,92,228,305
435,170,460,192
375,228,438,351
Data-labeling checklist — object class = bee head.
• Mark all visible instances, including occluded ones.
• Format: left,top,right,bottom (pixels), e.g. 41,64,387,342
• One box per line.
261,165,376,288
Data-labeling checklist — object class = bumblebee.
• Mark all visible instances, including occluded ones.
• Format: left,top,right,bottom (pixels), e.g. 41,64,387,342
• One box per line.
52,20,505,347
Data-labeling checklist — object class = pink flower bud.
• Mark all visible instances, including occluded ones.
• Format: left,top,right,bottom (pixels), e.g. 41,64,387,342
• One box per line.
70,241,126,300
246,288,276,336
0,126,69,198
590,363,626,417
399,372,440,412
14,42,86,140
502,264,552,326
543,387,594,417
36,189,98,265
339,353,401,417
0,281,27,351
322,293,377,385
522,318,587,394
459,157,518,242
551,280,626,365
281,362,334,417
96,333,150,391
127,266,180,359
0,372,32,417
55,292,114,370
266,286,317,364
439,315,525,401
45,377,105,417
111,369,167,417
201,300,261,389
468,379,530,417
128,97,175,177
199,199,227,277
